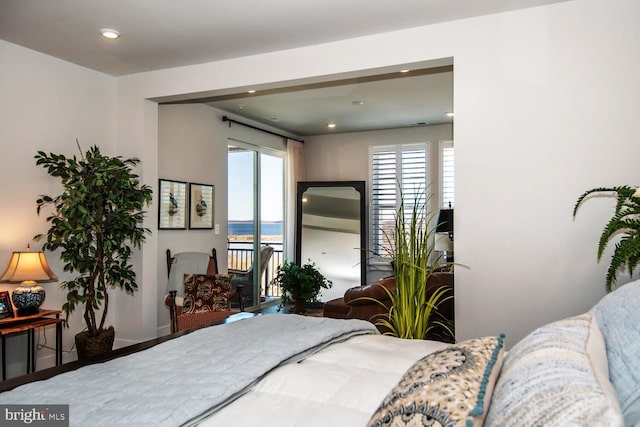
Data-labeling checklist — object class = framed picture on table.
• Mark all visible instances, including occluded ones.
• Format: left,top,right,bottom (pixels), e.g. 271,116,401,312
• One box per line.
189,183,214,229
158,179,187,230
0,291,13,319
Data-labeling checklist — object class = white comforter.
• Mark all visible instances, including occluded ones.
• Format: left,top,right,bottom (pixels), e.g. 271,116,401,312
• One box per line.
204,334,449,426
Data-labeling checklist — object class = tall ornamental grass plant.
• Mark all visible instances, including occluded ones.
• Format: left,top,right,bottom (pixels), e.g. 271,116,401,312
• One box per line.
376,190,453,339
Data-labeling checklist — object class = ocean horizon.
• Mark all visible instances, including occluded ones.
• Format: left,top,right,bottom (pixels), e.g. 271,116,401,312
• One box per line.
228,220,282,236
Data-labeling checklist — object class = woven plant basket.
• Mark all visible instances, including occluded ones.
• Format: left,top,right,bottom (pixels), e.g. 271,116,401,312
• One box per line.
75,326,115,360
291,292,307,314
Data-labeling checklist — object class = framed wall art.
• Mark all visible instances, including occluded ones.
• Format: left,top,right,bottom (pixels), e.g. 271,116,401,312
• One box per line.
0,291,14,319
158,179,187,230
189,183,214,229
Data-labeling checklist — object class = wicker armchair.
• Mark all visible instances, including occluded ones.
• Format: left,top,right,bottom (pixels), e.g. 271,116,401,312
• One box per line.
164,248,245,333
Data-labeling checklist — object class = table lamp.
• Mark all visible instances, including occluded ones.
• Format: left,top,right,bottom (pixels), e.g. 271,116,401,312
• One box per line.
435,234,454,263
435,204,454,262
0,245,58,316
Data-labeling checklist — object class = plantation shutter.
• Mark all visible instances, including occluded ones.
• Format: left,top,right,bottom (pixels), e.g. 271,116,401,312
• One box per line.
370,143,429,258
371,149,397,258
440,141,454,208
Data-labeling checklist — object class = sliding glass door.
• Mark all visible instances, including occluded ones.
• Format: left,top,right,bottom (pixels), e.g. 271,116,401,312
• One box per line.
227,141,284,310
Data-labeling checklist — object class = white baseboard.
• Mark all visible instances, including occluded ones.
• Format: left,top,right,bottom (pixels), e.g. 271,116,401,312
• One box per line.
3,350,77,380
157,324,171,337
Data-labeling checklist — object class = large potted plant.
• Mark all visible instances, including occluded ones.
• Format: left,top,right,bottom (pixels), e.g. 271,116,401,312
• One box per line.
34,143,152,359
573,185,640,292
375,189,453,340
274,260,332,314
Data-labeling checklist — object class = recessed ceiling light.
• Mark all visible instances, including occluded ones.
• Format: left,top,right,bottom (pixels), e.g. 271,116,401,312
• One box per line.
400,69,410,73
247,90,256,94
100,29,120,40
445,112,455,117
327,123,336,129
352,101,364,105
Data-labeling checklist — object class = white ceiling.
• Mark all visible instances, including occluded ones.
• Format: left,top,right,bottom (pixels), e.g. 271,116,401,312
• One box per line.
199,67,454,136
0,0,569,136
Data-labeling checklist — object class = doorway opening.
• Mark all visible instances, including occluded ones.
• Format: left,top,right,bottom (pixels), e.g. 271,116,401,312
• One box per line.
227,142,285,310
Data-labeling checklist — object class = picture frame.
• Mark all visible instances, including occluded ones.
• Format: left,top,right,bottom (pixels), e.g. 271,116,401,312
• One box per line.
0,291,14,319
189,183,214,229
158,179,187,230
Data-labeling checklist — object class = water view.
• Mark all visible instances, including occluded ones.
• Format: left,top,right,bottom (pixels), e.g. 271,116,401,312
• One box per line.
227,221,283,238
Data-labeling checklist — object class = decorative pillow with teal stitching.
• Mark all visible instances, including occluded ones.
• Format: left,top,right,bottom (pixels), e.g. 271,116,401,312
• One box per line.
591,279,640,425
485,312,623,427
367,334,505,427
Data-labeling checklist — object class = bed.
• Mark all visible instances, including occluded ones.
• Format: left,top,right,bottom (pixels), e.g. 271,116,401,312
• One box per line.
1,280,639,427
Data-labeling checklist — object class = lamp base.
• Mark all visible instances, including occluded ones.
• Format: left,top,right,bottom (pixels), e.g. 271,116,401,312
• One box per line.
11,284,45,316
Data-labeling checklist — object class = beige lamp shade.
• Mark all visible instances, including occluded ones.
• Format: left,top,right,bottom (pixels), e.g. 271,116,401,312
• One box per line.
434,234,453,252
1,247,57,315
0,250,58,284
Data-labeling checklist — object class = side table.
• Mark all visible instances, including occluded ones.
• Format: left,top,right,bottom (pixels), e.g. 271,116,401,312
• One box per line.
0,309,63,380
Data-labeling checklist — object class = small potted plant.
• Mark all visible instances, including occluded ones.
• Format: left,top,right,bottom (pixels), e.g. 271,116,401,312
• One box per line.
34,143,152,359
274,260,332,314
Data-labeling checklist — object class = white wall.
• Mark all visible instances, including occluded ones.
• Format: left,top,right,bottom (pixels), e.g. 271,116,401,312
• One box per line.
453,0,640,344
0,40,116,375
114,0,640,348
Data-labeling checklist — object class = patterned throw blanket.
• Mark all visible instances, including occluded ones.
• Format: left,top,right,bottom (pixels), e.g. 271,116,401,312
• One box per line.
0,315,378,427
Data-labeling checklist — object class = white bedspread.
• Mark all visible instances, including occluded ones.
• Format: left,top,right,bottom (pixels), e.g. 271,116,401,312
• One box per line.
204,334,449,426
0,315,378,427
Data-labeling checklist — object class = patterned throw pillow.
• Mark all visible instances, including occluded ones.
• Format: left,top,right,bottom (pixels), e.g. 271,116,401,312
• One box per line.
368,335,505,427
484,312,623,427
182,274,233,314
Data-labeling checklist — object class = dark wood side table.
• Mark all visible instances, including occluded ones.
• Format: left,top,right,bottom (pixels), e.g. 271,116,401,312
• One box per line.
0,309,63,380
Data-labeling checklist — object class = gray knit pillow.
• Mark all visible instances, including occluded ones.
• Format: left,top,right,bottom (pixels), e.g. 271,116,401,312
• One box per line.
485,312,623,427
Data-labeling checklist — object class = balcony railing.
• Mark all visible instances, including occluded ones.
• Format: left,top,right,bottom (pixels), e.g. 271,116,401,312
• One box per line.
227,241,284,298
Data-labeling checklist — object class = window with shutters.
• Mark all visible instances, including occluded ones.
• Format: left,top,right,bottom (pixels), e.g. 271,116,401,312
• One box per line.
369,143,430,260
440,141,454,208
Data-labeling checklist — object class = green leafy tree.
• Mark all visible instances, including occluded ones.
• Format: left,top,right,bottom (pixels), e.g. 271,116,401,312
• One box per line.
573,185,640,292
34,144,153,336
